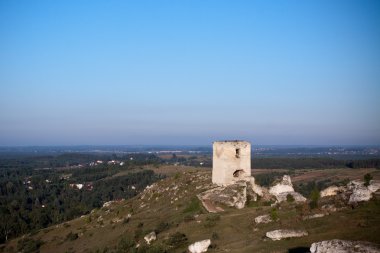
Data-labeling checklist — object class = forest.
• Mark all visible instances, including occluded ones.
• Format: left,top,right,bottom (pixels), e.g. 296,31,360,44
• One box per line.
0,153,165,243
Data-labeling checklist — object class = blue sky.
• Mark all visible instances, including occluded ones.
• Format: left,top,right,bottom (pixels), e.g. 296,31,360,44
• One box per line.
0,0,379,145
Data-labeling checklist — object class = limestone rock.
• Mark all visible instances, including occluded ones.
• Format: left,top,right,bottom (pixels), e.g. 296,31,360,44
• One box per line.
250,177,264,197
144,231,156,245
198,181,247,212
266,229,308,240
254,214,272,224
188,239,211,253
303,213,325,220
349,186,372,204
320,186,341,198
368,180,380,193
347,180,372,204
275,192,307,203
269,175,295,196
310,239,380,253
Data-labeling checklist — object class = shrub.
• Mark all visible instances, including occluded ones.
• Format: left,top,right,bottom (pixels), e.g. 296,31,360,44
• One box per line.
364,173,373,187
137,244,167,253
174,173,181,180
270,208,278,221
165,232,187,248
204,214,220,228
211,232,219,240
65,232,78,241
286,194,295,203
117,236,135,252
17,238,43,253
183,214,195,222
155,222,170,234
183,197,202,214
309,187,320,209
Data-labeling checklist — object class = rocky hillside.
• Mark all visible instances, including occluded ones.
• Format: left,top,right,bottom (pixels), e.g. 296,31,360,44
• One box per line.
2,170,380,253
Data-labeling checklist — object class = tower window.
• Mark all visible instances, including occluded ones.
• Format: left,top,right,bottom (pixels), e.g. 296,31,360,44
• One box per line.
235,148,240,158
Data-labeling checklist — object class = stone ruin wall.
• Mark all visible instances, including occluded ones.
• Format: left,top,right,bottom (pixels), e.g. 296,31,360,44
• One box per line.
212,140,251,185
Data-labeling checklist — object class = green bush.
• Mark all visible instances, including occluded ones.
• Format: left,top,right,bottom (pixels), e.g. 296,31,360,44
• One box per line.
211,232,219,240
65,232,78,241
155,222,170,234
270,208,278,221
286,194,295,203
364,173,373,187
165,232,188,248
183,214,195,222
183,197,202,214
17,238,43,253
309,187,320,209
204,214,220,228
117,236,135,252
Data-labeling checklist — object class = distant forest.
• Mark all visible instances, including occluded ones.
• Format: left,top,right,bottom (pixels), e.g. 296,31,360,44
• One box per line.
252,157,380,170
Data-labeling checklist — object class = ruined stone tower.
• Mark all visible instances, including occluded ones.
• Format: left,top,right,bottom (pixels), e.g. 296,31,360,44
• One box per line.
212,140,251,185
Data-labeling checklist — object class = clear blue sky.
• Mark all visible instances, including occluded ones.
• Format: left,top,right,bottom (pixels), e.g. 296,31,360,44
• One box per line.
1,0,379,145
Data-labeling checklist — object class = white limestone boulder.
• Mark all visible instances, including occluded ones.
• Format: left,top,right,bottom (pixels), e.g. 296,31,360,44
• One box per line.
303,213,325,220
188,239,211,253
266,229,308,240
198,181,247,211
368,180,380,193
254,214,272,224
346,180,373,204
310,239,380,253
269,175,294,196
320,186,341,198
144,231,156,245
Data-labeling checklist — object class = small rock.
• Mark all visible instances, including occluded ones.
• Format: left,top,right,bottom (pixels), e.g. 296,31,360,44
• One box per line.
266,229,308,240
144,231,156,245
188,239,211,253
310,239,380,253
254,214,272,224
303,213,325,220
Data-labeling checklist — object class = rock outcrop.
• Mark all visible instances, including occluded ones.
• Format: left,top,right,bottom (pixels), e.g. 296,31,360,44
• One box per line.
347,181,373,204
254,214,272,224
269,175,294,195
144,231,156,245
368,180,380,193
320,186,341,198
188,239,211,253
266,229,308,240
198,181,247,212
310,239,380,253
275,192,307,203
268,175,306,203
249,177,264,197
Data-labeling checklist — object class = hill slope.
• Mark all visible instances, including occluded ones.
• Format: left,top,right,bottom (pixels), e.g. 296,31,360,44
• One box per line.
3,170,380,253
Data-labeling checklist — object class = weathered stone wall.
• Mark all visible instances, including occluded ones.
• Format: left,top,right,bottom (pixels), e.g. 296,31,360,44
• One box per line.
212,141,251,185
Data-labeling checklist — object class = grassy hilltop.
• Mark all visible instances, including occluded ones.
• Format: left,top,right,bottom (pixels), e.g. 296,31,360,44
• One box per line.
2,168,380,253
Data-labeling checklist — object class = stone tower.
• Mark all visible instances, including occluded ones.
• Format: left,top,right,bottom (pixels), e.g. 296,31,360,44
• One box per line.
212,140,251,185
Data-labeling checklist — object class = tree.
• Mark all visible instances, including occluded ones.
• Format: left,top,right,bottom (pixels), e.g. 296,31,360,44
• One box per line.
309,187,320,209
364,173,373,187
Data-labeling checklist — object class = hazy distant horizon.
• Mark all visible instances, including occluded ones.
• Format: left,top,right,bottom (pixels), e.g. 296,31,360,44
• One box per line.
1,1,379,146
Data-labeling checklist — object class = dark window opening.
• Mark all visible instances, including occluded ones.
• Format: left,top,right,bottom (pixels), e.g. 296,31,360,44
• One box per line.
233,170,245,178
235,148,240,158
